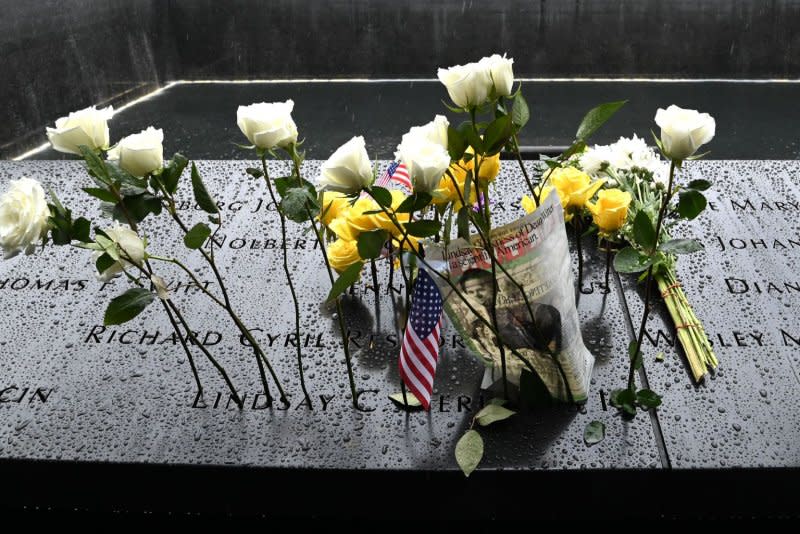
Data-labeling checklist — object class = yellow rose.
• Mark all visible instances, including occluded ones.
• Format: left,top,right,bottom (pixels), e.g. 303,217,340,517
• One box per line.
549,167,604,222
433,163,476,209
391,233,421,254
318,192,350,227
460,146,501,184
330,190,410,240
587,189,632,234
327,238,361,273
520,186,554,214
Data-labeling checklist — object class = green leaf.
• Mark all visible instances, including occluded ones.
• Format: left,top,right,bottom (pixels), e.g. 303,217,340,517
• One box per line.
326,261,363,302
636,388,662,409
520,368,553,407
396,193,433,214
112,193,162,225
483,115,513,155
660,238,704,255
161,153,188,194
273,176,295,197
281,187,318,223
95,253,116,275
575,100,627,142
184,223,211,249
190,163,219,214
609,387,637,416
613,247,654,274
488,397,508,407
404,220,441,238
559,141,587,161
72,217,91,243
356,230,389,260
475,404,516,427
459,123,484,154
245,167,264,179
104,288,156,326
108,165,148,195
79,145,110,184
441,99,466,113
456,206,470,240
455,430,484,478
370,186,393,208
388,392,422,410
82,187,117,203
511,92,530,129
687,179,711,191
633,211,656,250
677,190,707,220
584,420,606,446
447,126,468,161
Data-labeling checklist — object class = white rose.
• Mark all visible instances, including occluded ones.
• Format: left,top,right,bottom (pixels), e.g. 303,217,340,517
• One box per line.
437,62,492,108
94,223,146,281
397,138,451,193
655,105,716,161
107,127,164,177
318,136,374,194
395,115,450,161
237,100,298,150
46,105,114,155
479,54,515,97
0,177,51,259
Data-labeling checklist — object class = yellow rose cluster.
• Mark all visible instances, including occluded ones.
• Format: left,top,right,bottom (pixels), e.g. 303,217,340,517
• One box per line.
433,148,501,210
319,190,419,273
520,167,631,234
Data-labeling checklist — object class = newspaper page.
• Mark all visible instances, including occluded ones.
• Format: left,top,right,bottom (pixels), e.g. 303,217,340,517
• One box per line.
425,193,594,402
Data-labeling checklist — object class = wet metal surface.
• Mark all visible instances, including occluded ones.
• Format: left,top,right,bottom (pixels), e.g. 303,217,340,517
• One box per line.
0,160,661,471
618,160,800,468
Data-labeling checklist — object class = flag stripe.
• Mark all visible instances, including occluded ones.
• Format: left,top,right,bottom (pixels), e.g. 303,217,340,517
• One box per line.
397,269,444,411
405,326,436,376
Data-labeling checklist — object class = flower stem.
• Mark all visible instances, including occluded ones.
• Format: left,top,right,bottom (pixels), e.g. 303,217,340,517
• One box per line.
153,183,286,401
286,148,358,409
626,161,676,392
261,154,311,407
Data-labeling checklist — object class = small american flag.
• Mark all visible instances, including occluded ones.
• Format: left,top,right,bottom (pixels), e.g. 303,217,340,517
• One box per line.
398,268,443,410
377,161,412,190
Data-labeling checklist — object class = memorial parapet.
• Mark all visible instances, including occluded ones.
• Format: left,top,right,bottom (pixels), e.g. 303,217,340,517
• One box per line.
0,159,797,517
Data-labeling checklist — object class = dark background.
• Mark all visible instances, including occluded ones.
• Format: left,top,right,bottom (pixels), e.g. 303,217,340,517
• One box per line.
2,0,799,158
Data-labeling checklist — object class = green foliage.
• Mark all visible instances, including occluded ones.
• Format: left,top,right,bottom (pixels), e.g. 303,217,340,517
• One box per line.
396,193,432,214
676,190,707,220
636,388,662,409
104,288,156,326
511,92,530,129
112,193,162,225
613,247,654,274
404,220,441,238
190,163,219,214
483,115,513,155
575,100,627,142
281,187,318,223
660,238,704,255
584,420,606,446
475,404,515,427
82,187,117,203
326,261,363,302
610,387,637,416
160,153,188,194
456,206,470,240
633,211,657,251
447,126,468,161
184,223,211,249
356,230,389,260
369,186,393,208
455,430,484,477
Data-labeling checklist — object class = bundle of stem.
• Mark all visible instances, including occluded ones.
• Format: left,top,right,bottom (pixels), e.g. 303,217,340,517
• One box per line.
655,268,718,382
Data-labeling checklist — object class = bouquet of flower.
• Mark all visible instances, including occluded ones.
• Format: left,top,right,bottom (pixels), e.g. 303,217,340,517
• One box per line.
0,52,718,476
